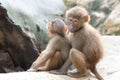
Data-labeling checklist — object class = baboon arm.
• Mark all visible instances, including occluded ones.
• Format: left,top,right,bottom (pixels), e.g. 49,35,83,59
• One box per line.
31,37,60,69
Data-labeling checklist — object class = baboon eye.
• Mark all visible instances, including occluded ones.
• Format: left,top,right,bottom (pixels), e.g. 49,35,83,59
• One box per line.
73,19,78,23
68,17,73,22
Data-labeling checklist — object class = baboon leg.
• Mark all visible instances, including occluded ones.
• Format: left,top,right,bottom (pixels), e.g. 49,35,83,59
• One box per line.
37,51,64,71
68,48,88,77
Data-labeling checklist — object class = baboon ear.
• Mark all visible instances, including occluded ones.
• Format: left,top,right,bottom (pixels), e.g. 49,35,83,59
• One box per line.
48,22,53,29
84,15,89,22
64,25,69,33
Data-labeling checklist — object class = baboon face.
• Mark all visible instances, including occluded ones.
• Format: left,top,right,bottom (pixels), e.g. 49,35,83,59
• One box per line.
67,17,82,33
66,6,89,33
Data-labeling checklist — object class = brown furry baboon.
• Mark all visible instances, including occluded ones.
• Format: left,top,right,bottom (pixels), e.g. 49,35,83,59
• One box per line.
66,6,104,80
51,6,104,80
27,18,70,72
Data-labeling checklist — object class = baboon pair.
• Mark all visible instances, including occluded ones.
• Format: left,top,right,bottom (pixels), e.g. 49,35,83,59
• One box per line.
27,6,104,80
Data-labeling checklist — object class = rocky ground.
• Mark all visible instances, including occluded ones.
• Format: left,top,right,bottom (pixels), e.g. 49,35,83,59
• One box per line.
0,36,120,80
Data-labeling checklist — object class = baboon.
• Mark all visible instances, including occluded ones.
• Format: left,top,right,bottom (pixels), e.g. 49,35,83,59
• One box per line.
27,18,70,72
51,6,104,80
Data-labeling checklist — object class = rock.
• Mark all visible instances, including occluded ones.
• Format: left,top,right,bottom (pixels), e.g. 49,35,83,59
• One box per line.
0,51,13,66
0,72,98,80
0,36,119,80
0,0,65,51
101,3,120,35
0,50,14,72
0,4,39,71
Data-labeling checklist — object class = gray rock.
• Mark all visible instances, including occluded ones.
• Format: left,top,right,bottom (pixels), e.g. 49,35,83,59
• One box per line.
0,5,39,71
0,0,65,51
101,3,120,35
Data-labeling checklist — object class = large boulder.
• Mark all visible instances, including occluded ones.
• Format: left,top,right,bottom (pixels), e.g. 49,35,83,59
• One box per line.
0,0,65,72
0,4,38,72
0,0,65,51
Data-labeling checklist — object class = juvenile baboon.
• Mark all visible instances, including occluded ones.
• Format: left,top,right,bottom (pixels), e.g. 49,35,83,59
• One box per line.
51,6,104,80
27,18,70,72
67,6,104,80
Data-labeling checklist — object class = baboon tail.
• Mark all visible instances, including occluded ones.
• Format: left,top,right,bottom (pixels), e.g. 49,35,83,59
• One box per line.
90,66,104,80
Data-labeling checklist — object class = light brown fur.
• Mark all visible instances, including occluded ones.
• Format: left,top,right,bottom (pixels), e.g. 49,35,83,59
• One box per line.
27,19,70,71
67,6,104,80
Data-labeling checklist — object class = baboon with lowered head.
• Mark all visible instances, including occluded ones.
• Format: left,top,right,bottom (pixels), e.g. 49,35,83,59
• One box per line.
27,18,70,72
